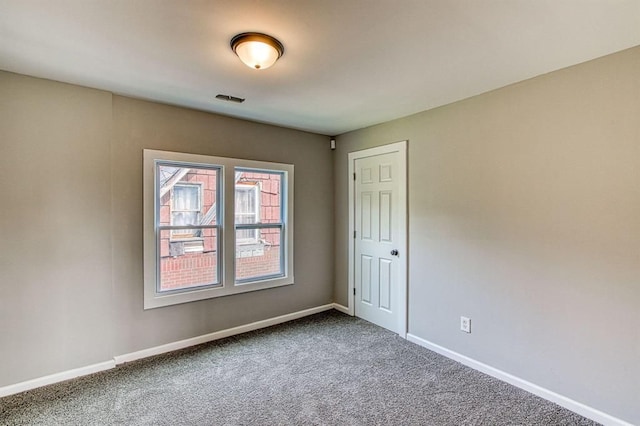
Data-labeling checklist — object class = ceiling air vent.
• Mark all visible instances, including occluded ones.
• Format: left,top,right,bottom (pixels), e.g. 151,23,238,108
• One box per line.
215,94,245,103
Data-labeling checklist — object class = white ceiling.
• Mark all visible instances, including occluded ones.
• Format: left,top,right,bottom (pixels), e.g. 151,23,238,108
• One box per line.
1,1,639,135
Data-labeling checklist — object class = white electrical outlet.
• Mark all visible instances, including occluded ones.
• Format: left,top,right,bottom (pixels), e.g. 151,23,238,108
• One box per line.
460,316,471,333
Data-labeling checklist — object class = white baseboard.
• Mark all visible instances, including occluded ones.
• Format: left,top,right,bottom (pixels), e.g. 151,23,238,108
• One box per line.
114,304,335,364
0,304,335,398
406,334,633,426
0,360,115,398
332,303,351,315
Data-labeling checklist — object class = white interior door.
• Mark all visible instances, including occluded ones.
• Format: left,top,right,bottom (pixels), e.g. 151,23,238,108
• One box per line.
350,142,406,335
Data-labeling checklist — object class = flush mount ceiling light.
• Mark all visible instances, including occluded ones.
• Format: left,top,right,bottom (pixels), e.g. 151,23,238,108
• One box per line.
230,32,284,70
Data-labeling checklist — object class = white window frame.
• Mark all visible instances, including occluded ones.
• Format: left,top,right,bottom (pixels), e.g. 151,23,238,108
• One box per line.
143,149,294,309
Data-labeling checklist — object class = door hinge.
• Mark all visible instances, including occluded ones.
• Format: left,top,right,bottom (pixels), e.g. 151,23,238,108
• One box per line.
353,288,356,295
353,230,356,238
353,172,356,181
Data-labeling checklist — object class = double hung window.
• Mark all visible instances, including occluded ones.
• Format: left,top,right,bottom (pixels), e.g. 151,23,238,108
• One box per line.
235,169,285,283
144,150,294,309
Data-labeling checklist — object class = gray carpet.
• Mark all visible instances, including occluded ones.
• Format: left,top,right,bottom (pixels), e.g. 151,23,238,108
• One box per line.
1,310,598,425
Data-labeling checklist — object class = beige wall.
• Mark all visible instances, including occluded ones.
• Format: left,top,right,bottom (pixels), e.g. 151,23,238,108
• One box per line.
334,46,640,424
0,71,334,384
111,96,333,354
0,73,114,384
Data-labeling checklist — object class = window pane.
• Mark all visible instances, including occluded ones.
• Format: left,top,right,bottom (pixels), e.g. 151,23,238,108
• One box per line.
235,170,282,224
235,228,282,282
159,228,219,291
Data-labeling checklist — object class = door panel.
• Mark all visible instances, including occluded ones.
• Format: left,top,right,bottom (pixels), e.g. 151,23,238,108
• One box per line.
379,258,392,311
379,191,392,242
361,255,372,304
361,192,373,240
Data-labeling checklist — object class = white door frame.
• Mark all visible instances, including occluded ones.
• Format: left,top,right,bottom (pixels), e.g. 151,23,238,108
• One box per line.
347,140,408,338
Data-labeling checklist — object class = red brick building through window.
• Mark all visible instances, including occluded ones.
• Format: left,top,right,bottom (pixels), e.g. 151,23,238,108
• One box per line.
157,166,283,291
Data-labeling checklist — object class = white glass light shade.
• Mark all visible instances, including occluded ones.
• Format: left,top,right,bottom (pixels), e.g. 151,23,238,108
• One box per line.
235,41,279,70
231,33,284,70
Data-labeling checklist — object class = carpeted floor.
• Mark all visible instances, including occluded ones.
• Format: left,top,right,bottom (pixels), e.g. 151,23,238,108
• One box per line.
1,310,598,425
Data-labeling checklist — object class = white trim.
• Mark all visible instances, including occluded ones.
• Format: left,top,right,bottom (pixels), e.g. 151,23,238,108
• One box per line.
332,303,351,315
0,305,335,398
406,334,634,426
347,153,356,316
143,149,295,309
0,361,115,398
348,140,408,337
114,304,334,364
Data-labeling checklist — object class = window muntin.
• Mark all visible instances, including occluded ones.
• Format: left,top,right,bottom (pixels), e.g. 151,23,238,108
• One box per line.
144,150,294,310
